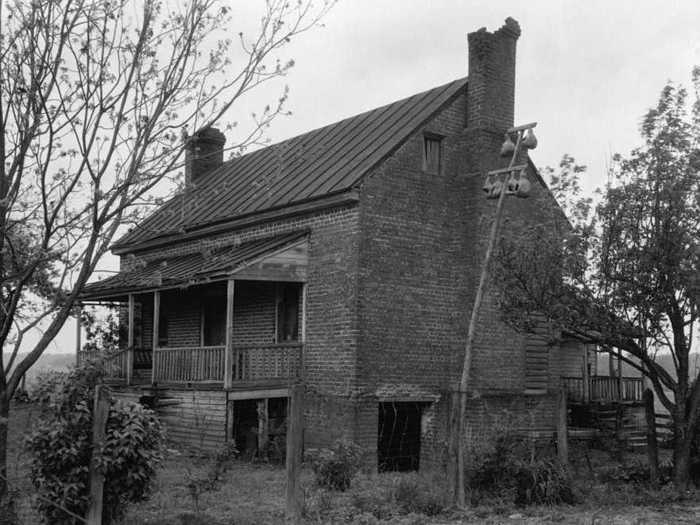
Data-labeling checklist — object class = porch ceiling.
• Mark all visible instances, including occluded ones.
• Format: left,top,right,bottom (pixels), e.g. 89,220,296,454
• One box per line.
81,231,309,300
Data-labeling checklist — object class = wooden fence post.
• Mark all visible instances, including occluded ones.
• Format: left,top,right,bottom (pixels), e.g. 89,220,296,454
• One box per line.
87,385,110,525
286,384,304,524
643,388,659,485
557,388,568,466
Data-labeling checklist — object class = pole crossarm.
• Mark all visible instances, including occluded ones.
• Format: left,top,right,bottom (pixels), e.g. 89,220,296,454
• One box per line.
487,163,528,176
507,121,537,133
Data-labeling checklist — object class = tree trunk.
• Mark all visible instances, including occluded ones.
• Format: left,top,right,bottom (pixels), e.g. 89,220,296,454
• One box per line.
672,425,693,490
0,391,9,498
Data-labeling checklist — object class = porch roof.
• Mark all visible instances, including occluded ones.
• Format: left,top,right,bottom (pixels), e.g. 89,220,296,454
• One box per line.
81,231,308,300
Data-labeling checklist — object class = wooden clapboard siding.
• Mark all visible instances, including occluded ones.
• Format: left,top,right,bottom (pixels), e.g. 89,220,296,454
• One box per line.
157,390,228,452
524,332,550,394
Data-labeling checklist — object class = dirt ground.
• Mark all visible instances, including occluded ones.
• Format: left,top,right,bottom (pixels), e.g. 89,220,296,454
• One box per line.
5,402,700,524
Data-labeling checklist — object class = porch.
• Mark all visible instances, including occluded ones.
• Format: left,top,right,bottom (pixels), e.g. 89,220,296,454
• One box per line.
78,232,309,389
84,341,303,387
561,375,643,403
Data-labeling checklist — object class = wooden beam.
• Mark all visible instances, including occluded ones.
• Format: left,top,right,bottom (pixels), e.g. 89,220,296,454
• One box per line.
126,294,134,386
286,384,304,524
227,388,289,401
75,304,82,367
86,385,110,525
257,398,269,458
506,121,537,133
152,291,160,385
582,344,591,403
486,163,528,176
300,284,307,380
617,347,623,400
557,388,568,466
224,279,234,389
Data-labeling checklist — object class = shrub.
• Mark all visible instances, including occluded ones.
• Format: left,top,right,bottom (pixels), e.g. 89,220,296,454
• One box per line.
392,474,446,516
470,434,576,506
184,442,239,512
26,361,164,524
308,439,363,491
512,456,576,505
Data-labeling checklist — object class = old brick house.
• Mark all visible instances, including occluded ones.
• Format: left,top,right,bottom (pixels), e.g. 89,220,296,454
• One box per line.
81,18,617,469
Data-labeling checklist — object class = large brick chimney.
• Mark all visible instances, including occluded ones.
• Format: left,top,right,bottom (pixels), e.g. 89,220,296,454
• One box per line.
466,17,521,132
185,127,226,186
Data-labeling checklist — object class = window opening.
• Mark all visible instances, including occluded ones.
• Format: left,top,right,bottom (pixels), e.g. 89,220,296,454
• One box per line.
423,135,442,174
377,401,423,472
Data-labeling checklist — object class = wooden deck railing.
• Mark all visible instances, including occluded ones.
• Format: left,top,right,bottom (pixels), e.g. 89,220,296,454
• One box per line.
562,375,643,402
78,348,129,380
153,346,226,383
233,342,303,381
149,342,303,384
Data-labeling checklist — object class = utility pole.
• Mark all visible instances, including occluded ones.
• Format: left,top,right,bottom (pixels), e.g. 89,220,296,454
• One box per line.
452,122,538,506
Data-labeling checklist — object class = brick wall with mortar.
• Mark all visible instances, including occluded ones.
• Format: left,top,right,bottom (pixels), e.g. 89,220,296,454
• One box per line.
350,19,572,464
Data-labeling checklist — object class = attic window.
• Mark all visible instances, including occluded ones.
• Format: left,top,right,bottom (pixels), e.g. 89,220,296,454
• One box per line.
422,134,442,174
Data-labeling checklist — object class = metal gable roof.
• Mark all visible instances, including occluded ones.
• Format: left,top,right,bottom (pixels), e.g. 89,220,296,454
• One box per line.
114,77,467,251
82,231,309,299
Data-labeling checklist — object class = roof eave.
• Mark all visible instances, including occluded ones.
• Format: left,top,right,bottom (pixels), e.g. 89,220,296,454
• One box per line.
112,189,359,255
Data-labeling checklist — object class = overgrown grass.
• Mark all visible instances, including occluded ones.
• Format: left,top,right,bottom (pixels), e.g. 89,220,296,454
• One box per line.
6,402,700,524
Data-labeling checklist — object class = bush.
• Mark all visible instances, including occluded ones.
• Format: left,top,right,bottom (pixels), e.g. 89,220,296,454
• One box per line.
308,439,363,491
184,442,239,512
26,361,164,524
470,434,576,506
392,474,446,516
512,456,576,505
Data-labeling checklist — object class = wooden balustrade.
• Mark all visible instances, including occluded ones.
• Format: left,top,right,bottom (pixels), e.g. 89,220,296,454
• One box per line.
232,342,303,381
77,348,129,380
562,375,643,402
149,342,303,384
86,342,303,385
153,346,226,383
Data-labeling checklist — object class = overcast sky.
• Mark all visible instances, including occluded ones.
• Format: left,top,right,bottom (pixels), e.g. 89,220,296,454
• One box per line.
39,0,700,355
267,0,700,194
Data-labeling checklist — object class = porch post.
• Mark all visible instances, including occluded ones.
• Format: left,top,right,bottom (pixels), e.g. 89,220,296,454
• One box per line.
582,344,591,403
617,347,623,400
299,283,307,380
152,291,160,384
126,294,134,385
75,303,82,367
224,279,234,389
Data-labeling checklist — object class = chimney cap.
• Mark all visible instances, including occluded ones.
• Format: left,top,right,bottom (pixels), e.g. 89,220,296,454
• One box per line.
189,126,226,146
497,17,521,39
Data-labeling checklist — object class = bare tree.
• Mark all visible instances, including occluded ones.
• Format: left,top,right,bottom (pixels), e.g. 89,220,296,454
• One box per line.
0,0,333,494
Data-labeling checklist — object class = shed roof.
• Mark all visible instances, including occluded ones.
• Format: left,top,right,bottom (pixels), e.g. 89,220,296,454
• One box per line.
82,231,308,300
114,77,467,251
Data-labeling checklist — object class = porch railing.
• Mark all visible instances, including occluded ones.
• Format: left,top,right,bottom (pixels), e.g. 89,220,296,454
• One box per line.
78,348,129,380
149,342,303,384
562,375,643,402
153,346,226,383
233,342,303,381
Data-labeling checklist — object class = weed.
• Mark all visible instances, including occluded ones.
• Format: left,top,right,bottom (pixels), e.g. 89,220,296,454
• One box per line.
307,439,363,491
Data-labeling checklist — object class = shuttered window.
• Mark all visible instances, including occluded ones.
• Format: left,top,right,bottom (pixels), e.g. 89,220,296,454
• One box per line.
423,135,442,174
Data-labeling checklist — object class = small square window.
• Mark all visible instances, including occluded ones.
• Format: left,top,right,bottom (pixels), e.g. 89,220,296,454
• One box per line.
423,135,442,174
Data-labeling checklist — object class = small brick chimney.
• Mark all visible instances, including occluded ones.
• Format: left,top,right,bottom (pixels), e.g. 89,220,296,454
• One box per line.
185,127,226,186
466,17,521,132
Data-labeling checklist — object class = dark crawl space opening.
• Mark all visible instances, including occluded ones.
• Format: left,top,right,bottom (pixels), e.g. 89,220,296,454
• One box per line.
377,401,424,472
